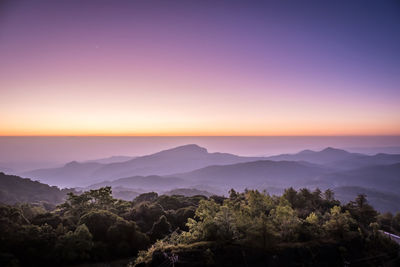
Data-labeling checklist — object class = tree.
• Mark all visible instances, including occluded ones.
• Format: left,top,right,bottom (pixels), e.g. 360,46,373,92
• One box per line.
56,224,93,262
78,210,120,241
134,192,158,203
282,187,297,208
323,206,355,239
214,205,238,241
270,204,300,241
324,189,335,202
347,194,378,228
150,215,172,241
392,212,400,233
184,199,220,241
377,212,393,232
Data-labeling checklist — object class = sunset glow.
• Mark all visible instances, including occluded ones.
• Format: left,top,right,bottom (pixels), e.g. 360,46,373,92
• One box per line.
1,0,399,136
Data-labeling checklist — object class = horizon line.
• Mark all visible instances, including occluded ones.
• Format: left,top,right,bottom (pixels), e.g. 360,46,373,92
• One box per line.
1,134,400,137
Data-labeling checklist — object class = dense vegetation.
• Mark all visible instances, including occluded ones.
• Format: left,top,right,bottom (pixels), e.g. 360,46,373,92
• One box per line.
0,187,204,266
0,186,399,266
134,188,400,266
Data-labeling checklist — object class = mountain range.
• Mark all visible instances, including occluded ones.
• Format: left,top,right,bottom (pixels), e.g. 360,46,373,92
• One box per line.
10,144,400,212
23,144,264,187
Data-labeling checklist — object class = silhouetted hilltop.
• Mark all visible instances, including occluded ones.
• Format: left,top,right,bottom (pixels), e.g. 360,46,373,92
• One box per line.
90,144,265,182
267,147,400,170
0,172,73,205
266,147,360,165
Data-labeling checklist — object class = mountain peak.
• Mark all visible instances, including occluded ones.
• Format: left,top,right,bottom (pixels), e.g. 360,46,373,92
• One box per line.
320,147,348,154
157,144,208,155
65,161,79,167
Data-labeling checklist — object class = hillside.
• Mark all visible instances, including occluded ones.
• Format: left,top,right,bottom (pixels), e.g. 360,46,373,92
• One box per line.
0,172,72,205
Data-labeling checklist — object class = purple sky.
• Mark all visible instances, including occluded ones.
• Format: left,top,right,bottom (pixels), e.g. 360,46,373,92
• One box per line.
0,0,399,135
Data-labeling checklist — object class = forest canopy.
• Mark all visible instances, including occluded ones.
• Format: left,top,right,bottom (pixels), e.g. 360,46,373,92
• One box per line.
0,186,399,267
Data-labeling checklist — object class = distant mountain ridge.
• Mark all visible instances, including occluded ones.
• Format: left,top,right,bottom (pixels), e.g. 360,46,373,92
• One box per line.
23,144,265,187
84,155,136,164
24,161,104,188
22,144,400,212
170,160,331,190
88,175,186,191
265,147,359,164
266,147,400,169
318,162,400,194
333,186,400,213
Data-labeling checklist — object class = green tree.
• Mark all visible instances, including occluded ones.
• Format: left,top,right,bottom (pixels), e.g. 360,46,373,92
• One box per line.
323,206,355,239
150,215,172,241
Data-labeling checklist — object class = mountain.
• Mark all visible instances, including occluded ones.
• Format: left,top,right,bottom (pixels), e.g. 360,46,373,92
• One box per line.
327,153,400,170
109,187,142,201
24,144,264,187
172,160,330,191
163,188,214,197
318,163,400,194
88,175,187,192
266,147,360,165
23,161,103,188
84,155,135,164
266,147,400,170
22,145,400,190
90,144,264,182
333,186,400,213
0,172,73,205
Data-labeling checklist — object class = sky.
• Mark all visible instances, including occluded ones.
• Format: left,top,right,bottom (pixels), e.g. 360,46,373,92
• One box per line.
0,0,399,136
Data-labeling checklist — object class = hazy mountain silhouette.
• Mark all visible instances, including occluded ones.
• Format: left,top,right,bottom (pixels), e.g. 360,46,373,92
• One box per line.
163,188,214,197
327,153,400,170
172,160,330,190
333,186,400,213
265,147,360,165
90,144,265,181
266,147,400,170
84,155,136,164
24,144,264,187
24,161,103,188
319,163,400,194
23,145,400,192
87,175,187,191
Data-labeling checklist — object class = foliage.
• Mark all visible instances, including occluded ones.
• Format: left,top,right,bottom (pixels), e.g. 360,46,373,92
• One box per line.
1,186,399,266
136,188,400,266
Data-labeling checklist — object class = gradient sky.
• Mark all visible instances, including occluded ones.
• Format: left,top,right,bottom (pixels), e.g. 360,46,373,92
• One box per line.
1,0,399,136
